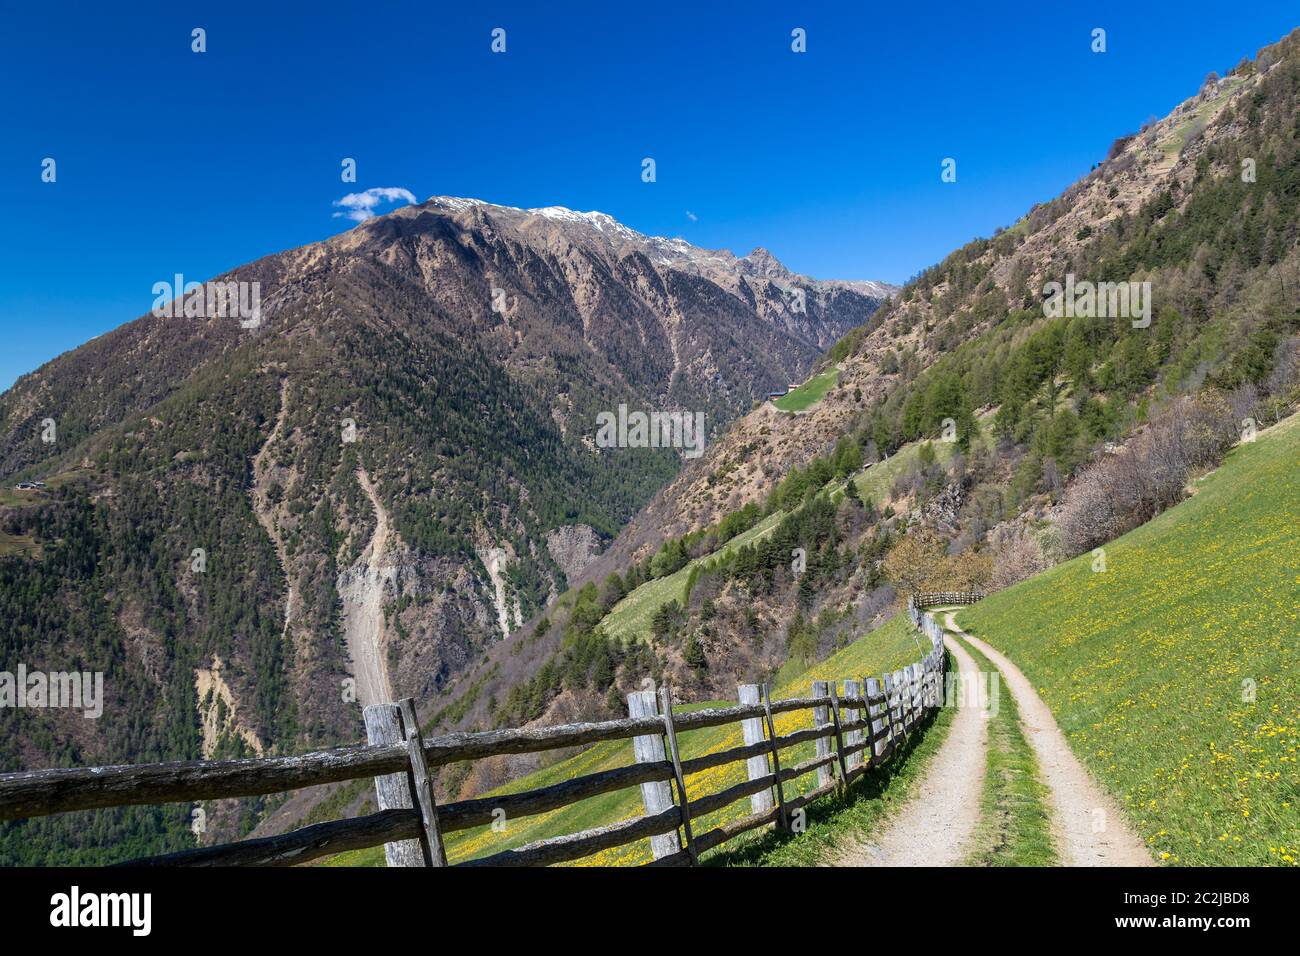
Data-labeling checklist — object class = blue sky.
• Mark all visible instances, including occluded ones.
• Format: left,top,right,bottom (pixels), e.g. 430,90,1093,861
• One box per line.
1,1,1296,390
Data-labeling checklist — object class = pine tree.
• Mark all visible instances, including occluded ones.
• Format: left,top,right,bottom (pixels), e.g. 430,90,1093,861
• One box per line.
843,477,862,505
683,633,707,670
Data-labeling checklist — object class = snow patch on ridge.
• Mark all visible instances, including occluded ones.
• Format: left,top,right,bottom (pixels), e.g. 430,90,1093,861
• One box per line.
422,195,895,292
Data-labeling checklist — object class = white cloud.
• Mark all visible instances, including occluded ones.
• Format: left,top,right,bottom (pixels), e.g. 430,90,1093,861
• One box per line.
685,210,698,222
332,187,417,222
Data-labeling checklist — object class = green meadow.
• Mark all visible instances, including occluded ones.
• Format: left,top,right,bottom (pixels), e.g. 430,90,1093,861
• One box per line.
602,431,967,645
955,414,1300,866
329,613,940,866
773,367,840,412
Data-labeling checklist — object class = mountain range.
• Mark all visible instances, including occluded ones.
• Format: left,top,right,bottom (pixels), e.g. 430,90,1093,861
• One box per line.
402,26,1299,830
5,25,1300,865
0,196,891,860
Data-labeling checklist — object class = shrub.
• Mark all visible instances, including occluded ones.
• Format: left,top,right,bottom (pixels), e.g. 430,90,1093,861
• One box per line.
1056,395,1235,556
986,522,1049,590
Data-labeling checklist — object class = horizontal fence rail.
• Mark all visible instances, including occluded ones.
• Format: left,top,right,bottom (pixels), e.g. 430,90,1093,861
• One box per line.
912,590,985,607
0,599,966,867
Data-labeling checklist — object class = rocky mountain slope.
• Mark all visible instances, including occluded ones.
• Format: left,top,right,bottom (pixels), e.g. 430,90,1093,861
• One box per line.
9,21,1300,861
600,33,1300,567
0,198,890,862
413,28,1300,819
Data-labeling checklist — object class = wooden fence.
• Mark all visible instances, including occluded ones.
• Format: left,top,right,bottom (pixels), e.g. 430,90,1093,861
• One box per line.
912,590,985,607
0,609,955,868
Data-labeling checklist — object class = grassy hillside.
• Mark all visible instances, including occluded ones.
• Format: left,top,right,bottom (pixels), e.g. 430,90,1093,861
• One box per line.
600,509,783,641
955,415,1300,866
329,612,934,866
773,367,839,412
843,433,969,503
601,432,966,644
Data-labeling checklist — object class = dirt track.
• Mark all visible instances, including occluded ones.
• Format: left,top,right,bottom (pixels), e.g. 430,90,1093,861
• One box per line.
834,634,988,866
835,609,1152,867
943,612,1152,867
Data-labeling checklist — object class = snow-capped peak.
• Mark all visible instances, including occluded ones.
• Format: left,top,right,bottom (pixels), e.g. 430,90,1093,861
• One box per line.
420,196,893,292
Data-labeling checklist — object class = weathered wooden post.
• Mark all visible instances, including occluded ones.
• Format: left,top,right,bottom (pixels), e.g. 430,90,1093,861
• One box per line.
811,680,833,788
898,665,912,730
843,679,864,774
760,684,789,830
657,686,697,864
738,684,774,815
627,689,682,861
364,698,445,867
861,675,877,768
866,677,886,759
892,669,909,733
397,698,447,865
827,682,850,788
882,672,899,749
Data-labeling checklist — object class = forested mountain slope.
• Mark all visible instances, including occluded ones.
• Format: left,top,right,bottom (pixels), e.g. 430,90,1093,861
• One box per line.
414,29,1300,824
610,30,1300,562
0,199,889,862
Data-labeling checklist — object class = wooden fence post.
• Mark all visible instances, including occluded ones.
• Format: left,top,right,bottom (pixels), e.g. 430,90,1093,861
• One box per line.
396,697,447,866
738,684,775,815
627,689,682,861
861,675,877,767
902,665,913,728
811,680,833,789
882,672,899,749
364,701,428,867
892,669,909,734
828,682,850,788
940,644,950,700
866,677,886,759
657,686,697,864
843,679,863,773
760,684,789,831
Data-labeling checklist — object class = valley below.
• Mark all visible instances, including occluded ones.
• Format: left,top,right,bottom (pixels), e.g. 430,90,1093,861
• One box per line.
2,23,1299,873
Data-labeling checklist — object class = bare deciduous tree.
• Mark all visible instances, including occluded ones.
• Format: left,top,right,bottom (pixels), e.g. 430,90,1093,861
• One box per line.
987,522,1050,590
1056,395,1236,557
